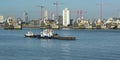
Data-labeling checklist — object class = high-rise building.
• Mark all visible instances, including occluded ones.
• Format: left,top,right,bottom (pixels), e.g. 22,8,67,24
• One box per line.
23,11,28,23
63,8,70,26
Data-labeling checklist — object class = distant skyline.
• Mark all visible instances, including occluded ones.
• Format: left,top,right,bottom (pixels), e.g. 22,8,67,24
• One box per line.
0,0,120,20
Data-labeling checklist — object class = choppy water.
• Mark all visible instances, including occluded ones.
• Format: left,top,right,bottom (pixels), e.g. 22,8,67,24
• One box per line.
0,28,120,60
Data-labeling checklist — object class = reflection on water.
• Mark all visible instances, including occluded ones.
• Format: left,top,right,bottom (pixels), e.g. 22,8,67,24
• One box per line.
61,43,71,55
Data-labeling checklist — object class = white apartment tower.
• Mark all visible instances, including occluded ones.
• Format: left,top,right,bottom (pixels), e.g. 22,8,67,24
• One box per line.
63,8,70,26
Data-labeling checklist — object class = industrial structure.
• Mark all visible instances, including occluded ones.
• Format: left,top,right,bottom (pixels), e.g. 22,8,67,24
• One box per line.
4,16,22,30
0,16,5,23
0,16,5,27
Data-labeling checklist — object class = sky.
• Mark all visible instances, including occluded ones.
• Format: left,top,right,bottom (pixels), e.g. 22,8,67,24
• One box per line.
0,0,120,20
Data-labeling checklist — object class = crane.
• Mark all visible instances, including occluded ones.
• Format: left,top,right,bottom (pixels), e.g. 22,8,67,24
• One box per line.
53,1,63,17
37,5,44,19
79,10,83,19
49,11,55,20
77,10,87,19
97,0,120,20
70,10,87,19
100,0,102,20
97,0,102,20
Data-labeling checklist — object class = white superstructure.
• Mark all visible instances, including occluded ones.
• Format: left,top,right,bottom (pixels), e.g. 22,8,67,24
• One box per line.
63,8,70,26
40,29,53,37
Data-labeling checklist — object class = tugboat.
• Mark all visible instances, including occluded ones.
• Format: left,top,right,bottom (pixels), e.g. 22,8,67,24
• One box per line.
38,29,76,40
38,29,54,39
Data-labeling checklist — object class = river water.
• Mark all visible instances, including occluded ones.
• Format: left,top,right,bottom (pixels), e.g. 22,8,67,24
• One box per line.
0,28,120,60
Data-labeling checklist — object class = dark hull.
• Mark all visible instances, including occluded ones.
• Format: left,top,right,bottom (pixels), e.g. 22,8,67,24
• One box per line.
37,36,53,39
24,35,38,38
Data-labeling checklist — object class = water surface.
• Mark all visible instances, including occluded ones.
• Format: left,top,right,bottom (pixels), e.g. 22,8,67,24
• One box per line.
0,28,120,60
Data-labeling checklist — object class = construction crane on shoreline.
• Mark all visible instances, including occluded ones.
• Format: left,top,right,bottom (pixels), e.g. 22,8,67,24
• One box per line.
70,10,87,19
100,0,102,20
79,10,87,19
97,0,120,20
37,5,44,19
48,11,55,20
71,10,87,19
77,10,84,19
97,0,102,20
53,1,63,18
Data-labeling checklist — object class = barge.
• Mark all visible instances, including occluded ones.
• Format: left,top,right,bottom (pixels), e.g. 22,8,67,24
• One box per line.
53,35,76,40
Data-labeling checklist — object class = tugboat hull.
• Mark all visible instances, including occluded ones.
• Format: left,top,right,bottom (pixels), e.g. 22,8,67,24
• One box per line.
24,35,37,38
37,35,53,39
